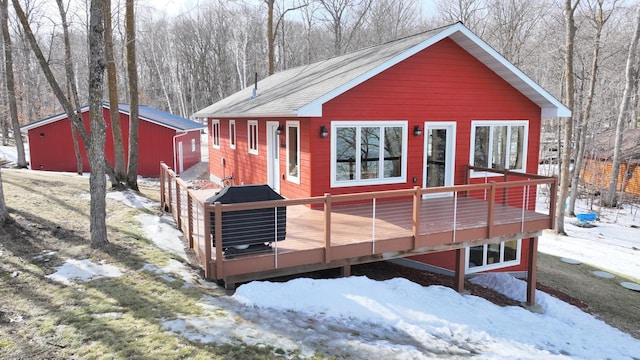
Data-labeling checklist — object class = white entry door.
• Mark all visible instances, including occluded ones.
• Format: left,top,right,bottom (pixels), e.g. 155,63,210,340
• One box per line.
423,122,456,198
266,121,281,193
177,141,184,174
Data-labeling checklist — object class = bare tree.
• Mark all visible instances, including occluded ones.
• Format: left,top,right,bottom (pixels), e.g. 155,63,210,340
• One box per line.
265,0,307,75
604,6,640,207
568,0,614,214
104,0,126,186
319,0,373,56
125,0,139,191
368,0,420,43
87,0,108,247
54,0,84,175
556,0,580,236
1,0,27,167
13,0,109,246
435,0,487,34
0,169,7,224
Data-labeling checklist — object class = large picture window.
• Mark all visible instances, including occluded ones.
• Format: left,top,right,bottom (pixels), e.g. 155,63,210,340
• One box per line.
286,121,300,184
211,120,220,149
248,120,258,155
466,239,521,273
470,121,527,177
331,121,407,187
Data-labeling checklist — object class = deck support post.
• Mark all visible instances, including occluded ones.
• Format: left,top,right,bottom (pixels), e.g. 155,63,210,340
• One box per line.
341,264,351,277
526,236,538,306
454,248,465,293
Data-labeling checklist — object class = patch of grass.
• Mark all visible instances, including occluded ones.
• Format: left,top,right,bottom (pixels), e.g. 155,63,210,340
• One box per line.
0,170,309,359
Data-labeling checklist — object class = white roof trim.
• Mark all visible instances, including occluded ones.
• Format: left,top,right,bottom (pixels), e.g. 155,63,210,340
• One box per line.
20,106,89,132
297,22,570,118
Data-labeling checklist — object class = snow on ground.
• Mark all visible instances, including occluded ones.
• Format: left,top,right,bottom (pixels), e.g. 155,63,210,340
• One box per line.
45,259,122,285
538,195,640,280
40,187,640,359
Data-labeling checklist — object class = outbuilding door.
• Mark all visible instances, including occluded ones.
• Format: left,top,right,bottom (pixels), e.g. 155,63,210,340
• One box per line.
422,122,456,198
177,141,184,174
266,121,281,193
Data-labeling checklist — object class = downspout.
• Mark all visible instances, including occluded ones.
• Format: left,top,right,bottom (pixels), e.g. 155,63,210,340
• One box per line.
173,131,189,174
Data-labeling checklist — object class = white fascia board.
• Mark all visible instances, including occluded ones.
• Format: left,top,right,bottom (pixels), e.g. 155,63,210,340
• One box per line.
20,106,90,132
297,23,571,119
452,26,572,118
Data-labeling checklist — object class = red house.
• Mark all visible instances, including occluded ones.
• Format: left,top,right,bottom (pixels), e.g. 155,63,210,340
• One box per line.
193,23,570,277
22,104,205,177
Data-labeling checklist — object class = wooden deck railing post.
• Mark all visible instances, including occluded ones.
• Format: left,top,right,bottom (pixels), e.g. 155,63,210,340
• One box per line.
160,162,166,210
187,192,194,248
214,202,223,279
412,186,421,248
202,205,212,279
549,177,558,230
167,173,173,214
487,182,496,238
324,193,332,263
175,180,182,231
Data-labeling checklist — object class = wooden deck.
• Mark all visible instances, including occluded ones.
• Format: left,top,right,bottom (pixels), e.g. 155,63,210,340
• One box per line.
160,163,557,305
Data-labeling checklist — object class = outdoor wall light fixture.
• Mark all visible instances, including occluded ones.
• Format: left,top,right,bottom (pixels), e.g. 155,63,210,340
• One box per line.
320,125,329,138
276,125,283,135
413,125,423,136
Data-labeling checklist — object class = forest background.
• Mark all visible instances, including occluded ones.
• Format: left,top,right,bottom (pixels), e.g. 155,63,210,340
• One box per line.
1,0,640,230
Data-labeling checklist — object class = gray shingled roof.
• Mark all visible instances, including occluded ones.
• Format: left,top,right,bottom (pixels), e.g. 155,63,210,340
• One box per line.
193,22,570,119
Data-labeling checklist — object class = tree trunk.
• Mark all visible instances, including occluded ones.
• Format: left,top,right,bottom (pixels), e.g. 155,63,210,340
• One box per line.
1,0,27,168
604,7,640,207
555,0,580,235
125,0,139,191
87,0,108,248
266,0,275,75
569,0,606,215
0,169,8,225
104,0,126,187
55,0,84,175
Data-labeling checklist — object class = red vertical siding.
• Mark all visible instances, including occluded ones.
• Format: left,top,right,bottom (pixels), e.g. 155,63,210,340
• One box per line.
27,107,197,177
312,37,541,197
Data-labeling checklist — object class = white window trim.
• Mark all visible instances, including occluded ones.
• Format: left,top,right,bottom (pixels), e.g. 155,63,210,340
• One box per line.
469,120,529,178
330,120,408,188
248,120,258,155
191,138,196,152
286,120,300,184
229,120,236,150
211,119,220,149
465,239,522,273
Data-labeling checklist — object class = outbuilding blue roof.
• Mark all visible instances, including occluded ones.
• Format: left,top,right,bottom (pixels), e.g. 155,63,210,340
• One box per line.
21,104,205,132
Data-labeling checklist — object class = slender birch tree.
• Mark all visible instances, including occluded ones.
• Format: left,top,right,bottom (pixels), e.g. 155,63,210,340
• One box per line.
105,0,127,187
125,0,139,191
556,0,580,235
604,6,640,207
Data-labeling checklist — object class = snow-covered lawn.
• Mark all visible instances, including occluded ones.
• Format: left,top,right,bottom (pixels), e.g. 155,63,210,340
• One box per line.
39,182,639,359
6,144,639,358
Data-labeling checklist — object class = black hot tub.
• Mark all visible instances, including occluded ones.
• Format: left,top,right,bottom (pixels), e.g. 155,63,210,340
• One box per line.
207,185,286,253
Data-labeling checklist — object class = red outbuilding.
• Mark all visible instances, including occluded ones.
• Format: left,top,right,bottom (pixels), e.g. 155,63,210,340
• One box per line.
193,23,570,277
22,104,205,177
